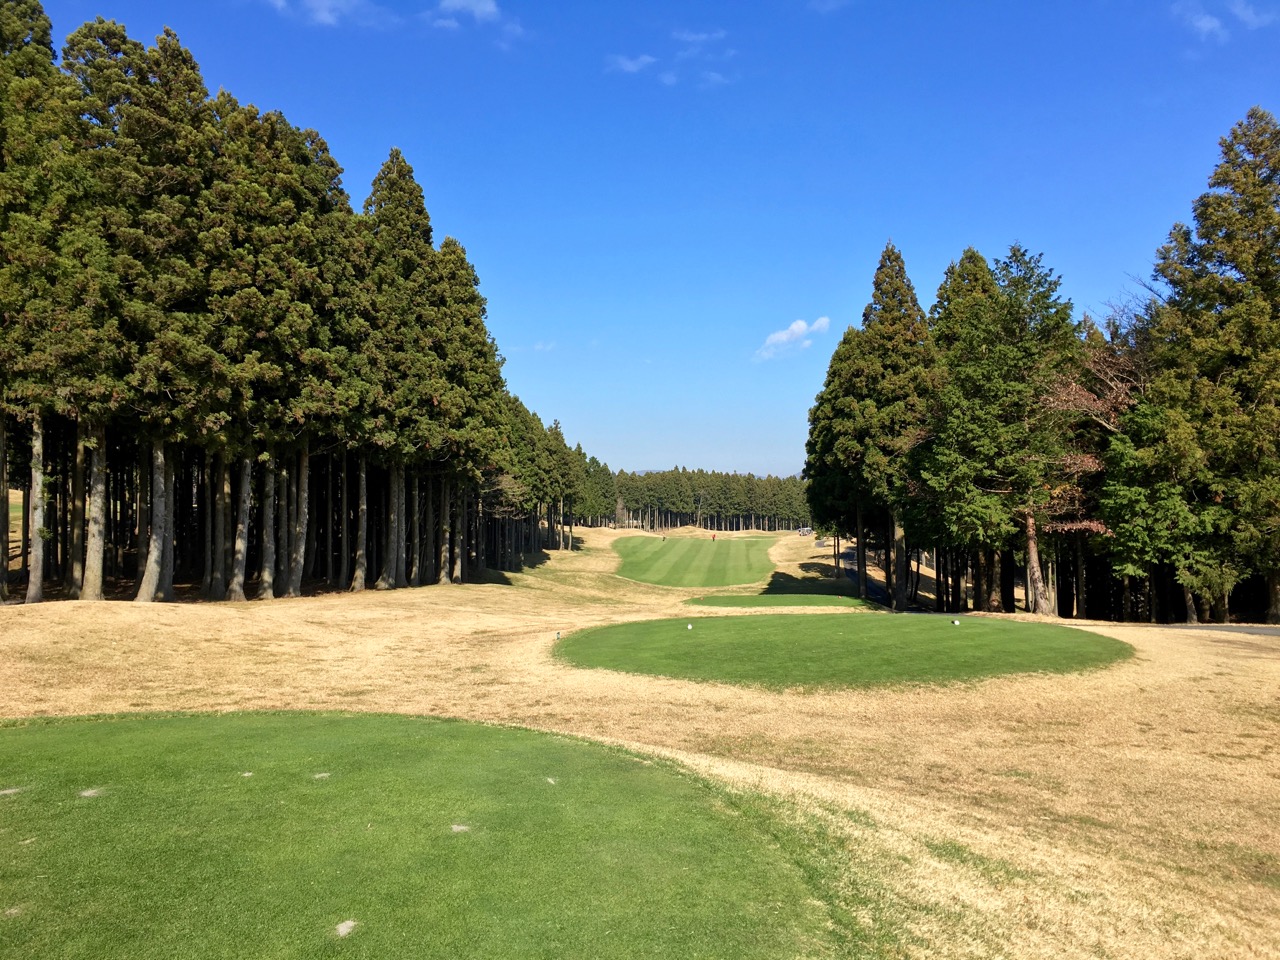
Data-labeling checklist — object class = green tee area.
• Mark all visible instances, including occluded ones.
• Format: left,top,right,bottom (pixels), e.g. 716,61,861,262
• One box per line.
556,615,1132,692
613,535,776,588
0,713,828,960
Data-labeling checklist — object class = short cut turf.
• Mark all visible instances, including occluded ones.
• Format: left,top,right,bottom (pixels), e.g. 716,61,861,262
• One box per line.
687,594,870,608
555,614,1133,691
0,712,827,960
613,535,776,587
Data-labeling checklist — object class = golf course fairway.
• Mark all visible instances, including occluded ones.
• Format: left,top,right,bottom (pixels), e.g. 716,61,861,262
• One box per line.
556,613,1133,690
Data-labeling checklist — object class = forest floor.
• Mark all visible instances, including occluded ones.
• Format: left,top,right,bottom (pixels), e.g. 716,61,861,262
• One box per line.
2,527,1278,959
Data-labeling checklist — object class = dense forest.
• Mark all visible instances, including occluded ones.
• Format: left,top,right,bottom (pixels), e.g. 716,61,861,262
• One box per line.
0,3,809,605
0,3,618,603
805,106,1280,624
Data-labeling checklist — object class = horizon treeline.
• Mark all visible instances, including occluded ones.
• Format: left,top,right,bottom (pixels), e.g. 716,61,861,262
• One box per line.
0,2,612,603
805,106,1280,624
613,468,810,532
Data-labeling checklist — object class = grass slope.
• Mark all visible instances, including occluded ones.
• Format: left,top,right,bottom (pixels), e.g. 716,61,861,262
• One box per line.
613,536,775,588
0,713,828,960
556,614,1133,691
688,594,871,609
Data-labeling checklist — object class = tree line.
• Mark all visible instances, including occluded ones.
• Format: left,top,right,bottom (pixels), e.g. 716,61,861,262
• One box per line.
612,468,810,532
0,2,602,603
805,106,1280,624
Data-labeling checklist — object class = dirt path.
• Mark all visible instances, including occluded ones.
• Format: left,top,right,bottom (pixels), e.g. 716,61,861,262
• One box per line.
2,527,1277,959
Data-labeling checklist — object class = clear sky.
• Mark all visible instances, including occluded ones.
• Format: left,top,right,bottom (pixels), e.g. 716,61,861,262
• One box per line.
40,0,1280,477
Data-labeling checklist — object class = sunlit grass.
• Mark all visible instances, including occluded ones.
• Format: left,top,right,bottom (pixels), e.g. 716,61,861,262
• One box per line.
556,614,1133,691
0,712,829,959
613,536,775,588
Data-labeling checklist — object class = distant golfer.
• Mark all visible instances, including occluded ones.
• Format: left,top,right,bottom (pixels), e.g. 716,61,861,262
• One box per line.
712,533,716,541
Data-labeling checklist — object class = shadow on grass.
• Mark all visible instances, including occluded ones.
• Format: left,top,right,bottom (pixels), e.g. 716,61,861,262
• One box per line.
762,570,857,597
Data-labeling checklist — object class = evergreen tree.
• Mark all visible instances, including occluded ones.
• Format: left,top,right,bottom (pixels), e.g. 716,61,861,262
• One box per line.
806,243,933,606
1139,107,1280,621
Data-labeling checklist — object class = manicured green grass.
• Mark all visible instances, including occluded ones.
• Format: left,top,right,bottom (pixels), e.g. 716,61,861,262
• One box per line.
688,594,870,608
0,713,828,959
613,536,776,588
556,614,1133,691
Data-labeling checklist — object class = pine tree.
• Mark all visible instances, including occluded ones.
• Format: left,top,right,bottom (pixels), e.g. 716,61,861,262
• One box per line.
805,243,934,607
1136,106,1280,621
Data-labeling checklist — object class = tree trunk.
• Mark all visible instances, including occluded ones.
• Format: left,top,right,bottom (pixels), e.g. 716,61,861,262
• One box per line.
855,503,867,600
833,534,841,578
81,425,108,601
287,441,310,598
158,453,176,602
952,552,964,612
1266,572,1280,625
1024,513,1053,616
135,441,167,602
409,474,421,587
1000,550,1016,612
935,548,947,612
303,460,319,582
395,465,408,589
893,513,908,611
425,474,437,582
987,550,1002,612
0,416,8,601
339,453,350,590
451,483,464,583
376,466,396,590
973,550,985,612
1181,580,1199,624
211,455,229,601
276,461,290,589
258,456,277,600
438,479,452,585
134,443,149,583
226,456,253,602
200,454,213,597
1075,534,1087,619
25,415,45,604
350,454,368,591
68,421,87,599
325,455,335,586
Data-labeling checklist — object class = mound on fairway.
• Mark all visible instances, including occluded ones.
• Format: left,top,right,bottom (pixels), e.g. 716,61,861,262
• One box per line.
613,535,775,587
688,594,870,609
556,614,1133,691
0,713,827,960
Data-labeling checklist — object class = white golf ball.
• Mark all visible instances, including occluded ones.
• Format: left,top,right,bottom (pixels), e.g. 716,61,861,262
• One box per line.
952,620,960,626
687,624,692,630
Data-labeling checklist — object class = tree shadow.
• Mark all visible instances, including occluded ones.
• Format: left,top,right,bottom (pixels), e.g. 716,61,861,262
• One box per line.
780,562,889,605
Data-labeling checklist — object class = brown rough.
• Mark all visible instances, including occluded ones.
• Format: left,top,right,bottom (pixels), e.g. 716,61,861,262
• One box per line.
1,527,1277,959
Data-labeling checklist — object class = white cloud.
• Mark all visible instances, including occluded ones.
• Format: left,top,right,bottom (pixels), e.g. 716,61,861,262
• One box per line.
1173,1,1229,40
427,0,523,46
438,0,500,22
755,317,831,360
607,54,658,74
1228,0,1278,28
659,70,678,86
263,0,403,27
673,28,726,45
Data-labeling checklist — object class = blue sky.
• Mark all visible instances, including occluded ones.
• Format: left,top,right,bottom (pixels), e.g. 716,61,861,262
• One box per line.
41,0,1280,476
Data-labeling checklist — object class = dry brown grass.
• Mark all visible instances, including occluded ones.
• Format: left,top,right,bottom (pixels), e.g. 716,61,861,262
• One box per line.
3,526,1278,958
